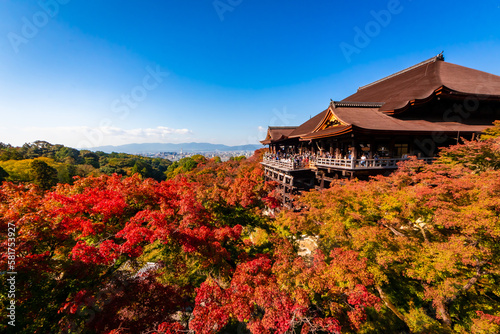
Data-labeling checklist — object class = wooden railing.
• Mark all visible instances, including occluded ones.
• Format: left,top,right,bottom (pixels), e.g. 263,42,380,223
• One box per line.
262,158,294,170
263,156,436,171
315,157,436,169
262,157,312,170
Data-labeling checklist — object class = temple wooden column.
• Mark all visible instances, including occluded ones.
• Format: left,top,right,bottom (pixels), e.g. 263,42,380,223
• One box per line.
389,138,395,158
351,135,357,159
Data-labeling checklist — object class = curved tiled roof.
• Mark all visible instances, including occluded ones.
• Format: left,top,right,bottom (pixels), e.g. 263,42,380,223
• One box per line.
300,105,488,140
260,126,297,144
343,56,500,113
288,109,329,138
263,55,500,144
300,125,352,140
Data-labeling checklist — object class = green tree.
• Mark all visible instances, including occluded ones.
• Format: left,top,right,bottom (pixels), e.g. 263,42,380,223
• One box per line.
57,164,77,184
0,166,8,182
481,120,500,140
165,156,204,179
81,152,100,168
75,164,97,177
182,158,197,171
131,160,151,178
55,146,80,162
30,159,58,190
230,155,246,162
0,147,22,161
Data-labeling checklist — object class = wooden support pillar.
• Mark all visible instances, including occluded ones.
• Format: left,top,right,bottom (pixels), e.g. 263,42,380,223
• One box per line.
370,139,376,159
351,136,357,159
389,138,396,158
409,135,415,156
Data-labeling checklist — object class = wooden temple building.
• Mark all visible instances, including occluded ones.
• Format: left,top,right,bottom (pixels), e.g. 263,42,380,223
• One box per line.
261,54,500,205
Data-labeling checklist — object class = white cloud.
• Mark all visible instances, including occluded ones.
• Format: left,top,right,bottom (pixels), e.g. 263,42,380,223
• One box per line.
257,126,266,132
15,125,192,148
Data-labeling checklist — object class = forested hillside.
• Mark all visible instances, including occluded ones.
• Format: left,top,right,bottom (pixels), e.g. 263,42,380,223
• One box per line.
1,124,500,334
0,141,172,186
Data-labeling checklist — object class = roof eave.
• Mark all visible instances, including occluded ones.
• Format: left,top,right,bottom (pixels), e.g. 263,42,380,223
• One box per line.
300,125,354,140
386,85,500,115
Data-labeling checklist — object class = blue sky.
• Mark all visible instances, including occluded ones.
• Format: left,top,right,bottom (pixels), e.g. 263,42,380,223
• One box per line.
0,0,499,148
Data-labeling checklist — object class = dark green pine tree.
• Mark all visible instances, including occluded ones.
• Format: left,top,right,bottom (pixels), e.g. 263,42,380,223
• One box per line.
0,166,9,182
30,160,58,190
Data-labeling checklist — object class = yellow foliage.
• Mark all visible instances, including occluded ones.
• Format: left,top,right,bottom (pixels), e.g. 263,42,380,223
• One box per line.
0,157,66,182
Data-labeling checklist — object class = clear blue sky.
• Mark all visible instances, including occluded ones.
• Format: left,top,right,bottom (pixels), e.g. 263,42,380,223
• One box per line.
1,0,499,148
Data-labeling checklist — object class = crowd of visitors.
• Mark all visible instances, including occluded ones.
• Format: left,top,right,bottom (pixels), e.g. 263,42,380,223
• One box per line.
263,150,388,168
264,152,316,168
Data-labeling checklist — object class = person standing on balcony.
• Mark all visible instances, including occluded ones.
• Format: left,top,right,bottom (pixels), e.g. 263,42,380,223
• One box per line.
360,154,367,166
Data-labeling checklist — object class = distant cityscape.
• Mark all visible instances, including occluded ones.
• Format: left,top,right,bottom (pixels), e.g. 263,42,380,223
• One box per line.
88,142,262,161
139,150,255,162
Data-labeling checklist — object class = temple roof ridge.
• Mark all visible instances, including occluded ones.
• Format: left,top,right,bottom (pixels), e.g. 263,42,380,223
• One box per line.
268,126,297,129
330,100,384,108
357,53,444,92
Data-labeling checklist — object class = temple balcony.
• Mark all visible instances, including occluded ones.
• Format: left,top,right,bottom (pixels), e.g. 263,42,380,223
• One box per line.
262,156,436,171
315,156,436,170
261,156,313,172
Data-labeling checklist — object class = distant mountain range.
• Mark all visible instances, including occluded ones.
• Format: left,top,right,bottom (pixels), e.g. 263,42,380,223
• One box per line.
88,142,263,154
